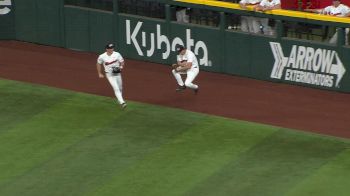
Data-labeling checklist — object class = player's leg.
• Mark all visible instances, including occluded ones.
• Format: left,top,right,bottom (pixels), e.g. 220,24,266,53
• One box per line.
106,74,125,105
116,74,123,93
252,17,265,34
116,74,127,109
247,16,255,33
184,68,199,90
260,18,269,35
329,31,337,44
240,16,249,32
172,69,186,91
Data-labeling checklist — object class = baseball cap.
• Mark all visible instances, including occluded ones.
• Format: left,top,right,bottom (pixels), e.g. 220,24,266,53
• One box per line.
177,45,186,54
105,43,115,49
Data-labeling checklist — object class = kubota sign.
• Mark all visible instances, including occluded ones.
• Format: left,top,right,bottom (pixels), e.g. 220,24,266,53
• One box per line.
125,20,211,66
0,0,11,15
270,42,346,88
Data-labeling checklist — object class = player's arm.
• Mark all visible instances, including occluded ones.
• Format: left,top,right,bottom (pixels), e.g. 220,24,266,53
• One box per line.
96,63,104,78
119,61,125,69
304,8,323,14
254,4,264,11
239,0,247,9
344,7,350,17
176,61,192,72
118,55,125,69
263,4,281,11
182,62,192,70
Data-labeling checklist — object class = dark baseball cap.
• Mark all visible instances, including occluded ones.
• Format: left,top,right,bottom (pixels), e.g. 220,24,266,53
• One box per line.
177,45,186,54
105,43,115,49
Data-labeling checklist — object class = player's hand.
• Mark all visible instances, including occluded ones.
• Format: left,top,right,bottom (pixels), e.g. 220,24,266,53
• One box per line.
239,3,247,9
176,66,183,72
254,5,262,11
98,73,104,78
262,7,270,11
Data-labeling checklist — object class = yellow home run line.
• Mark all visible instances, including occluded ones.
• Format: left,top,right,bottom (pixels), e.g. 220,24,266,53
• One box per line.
175,0,350,24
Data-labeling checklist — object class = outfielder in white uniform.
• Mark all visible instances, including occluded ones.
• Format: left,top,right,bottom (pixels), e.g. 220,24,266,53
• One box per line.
96,43,127,109
172,46,199,93
305,0,350,44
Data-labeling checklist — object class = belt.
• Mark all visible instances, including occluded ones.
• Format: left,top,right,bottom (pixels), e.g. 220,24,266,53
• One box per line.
193,66,198,68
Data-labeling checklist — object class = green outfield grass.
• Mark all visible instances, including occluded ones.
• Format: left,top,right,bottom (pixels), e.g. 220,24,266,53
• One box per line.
0,78,349,196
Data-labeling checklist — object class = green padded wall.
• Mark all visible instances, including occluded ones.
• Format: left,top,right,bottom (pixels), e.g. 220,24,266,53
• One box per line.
14,0,36,42
36,0,63,46
64,6,114,52
89,11,114,53
8,0,350,92
223,31,251,77
64,7,90,51
14,0,63,46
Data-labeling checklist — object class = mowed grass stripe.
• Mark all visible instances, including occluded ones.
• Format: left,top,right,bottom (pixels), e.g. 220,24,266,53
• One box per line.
285,148,350,196
0,104,207,196
89,119,278,196
185,129,349,196
1,79,350,196
0,79,73,132
0,79,208,196
0,92,122,188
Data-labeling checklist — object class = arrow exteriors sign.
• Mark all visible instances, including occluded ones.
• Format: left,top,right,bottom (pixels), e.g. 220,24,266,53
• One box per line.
0,0,12,15
270,42,346,88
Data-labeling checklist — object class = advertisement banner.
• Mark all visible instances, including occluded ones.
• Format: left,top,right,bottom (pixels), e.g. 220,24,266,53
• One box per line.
269,41,347,89
0,0,14,39
119,15,222,72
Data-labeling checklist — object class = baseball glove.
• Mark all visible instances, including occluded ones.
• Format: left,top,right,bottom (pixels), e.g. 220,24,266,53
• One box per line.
171,63,180,69
112,67,121,73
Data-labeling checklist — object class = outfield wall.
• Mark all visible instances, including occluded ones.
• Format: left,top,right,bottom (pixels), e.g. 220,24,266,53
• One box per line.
1,0,350,92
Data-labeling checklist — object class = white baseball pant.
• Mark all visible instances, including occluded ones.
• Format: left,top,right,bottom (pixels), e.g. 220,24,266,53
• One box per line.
106,73,125,104
329,28,349,45
172,68,199,89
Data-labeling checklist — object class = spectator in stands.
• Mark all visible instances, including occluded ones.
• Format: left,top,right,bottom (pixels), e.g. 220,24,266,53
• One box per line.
254,0,281,35
254,0,281,12
239,0,262,33
304,0,350,44
176,6,190,23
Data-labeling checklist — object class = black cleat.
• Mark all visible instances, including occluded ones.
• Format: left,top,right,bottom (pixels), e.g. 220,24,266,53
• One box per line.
194,88,199,94
176,85,186,92
121,103,127,110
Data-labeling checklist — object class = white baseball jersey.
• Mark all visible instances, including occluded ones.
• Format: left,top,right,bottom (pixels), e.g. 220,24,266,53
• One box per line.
97,51,124,73
259,0,280,7
240,0,261,5
177,50,199,71
323,4,350,16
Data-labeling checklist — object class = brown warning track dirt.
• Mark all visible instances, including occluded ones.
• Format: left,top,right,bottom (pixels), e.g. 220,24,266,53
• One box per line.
1,41,350,138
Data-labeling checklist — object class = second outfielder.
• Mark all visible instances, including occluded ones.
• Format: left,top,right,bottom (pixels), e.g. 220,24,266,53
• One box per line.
96,43,127,109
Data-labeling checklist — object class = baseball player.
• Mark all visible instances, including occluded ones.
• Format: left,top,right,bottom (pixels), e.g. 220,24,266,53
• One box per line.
96,43,127,109
305,0,350,44
171,46,199,93
239,0,262,34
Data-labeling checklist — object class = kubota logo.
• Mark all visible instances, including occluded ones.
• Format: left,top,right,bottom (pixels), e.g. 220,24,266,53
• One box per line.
270,42,346,88
0,0,11,15
126,20,211,66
